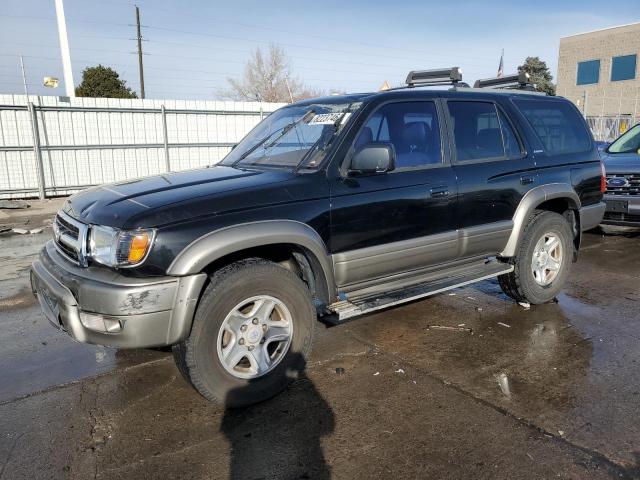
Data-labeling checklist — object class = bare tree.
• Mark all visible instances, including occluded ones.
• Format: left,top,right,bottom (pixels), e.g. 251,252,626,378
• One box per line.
219,45,324,102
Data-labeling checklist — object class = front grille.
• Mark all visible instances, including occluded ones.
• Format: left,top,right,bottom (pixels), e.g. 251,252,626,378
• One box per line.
56,214,79,235
605,174,640,196
52,212,88,266
55,235,78,261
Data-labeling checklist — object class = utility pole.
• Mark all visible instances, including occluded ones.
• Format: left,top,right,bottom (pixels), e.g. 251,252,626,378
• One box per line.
135,5,145,99
19,55,29,97
54,0,75,97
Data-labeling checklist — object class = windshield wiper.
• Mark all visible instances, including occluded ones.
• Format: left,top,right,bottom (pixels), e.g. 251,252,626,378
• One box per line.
294,110,350,172
231,110,315,167
263,110,315,149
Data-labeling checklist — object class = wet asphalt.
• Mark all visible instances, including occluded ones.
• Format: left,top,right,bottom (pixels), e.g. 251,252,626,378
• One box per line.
0,225,639,479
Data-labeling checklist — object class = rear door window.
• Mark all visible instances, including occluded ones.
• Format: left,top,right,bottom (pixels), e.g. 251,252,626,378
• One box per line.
513,99,591,155
447,101,511,161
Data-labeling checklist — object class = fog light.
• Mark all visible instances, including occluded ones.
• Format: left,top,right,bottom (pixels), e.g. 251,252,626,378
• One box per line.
79,312,122,333
104,317,122,333
80,312,105,331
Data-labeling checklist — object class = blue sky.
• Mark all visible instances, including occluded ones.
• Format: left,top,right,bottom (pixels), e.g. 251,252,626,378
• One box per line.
0,0,637,99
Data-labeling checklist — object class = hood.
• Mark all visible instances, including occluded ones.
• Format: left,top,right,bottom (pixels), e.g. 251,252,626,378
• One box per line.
601,151,640,175
62,166,297,228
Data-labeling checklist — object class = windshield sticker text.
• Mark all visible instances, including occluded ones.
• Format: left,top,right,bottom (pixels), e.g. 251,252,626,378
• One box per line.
308,113,344,125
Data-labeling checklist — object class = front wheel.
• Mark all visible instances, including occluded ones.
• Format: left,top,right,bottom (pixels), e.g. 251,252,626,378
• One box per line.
173,258,316,407
498,210,573,305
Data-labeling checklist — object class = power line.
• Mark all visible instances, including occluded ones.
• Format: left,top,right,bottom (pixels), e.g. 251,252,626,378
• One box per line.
0,13,130,27
55,3,499,66
142,25,496,69
113,4,499,63
1,54,366,90
0,53,375,85
1,8,504,97
0,10,503,69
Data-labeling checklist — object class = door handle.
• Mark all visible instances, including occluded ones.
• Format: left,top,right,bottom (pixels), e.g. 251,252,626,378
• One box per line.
520,175,535,185
430,187,450,198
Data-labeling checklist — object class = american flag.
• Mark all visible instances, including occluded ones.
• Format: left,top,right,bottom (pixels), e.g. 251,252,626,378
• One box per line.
497,49,504,78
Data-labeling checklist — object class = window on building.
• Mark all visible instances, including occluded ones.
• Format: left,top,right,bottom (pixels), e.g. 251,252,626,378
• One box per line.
611,54,637,82
513,99,591,155
576,59,600,85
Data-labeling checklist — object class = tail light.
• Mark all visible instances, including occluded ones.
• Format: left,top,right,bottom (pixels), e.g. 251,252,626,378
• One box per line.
600,160,606,193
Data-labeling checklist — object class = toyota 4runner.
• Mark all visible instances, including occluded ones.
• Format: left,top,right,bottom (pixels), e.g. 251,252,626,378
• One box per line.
31,69,606,407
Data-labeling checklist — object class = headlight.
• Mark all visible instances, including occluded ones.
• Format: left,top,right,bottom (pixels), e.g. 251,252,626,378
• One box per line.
88,225,155,267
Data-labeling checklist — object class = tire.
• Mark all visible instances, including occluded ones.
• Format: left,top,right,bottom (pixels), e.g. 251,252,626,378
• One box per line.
173,258,316,407
498,210,573,305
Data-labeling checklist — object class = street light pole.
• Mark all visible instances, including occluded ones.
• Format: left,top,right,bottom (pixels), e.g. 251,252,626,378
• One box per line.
54,0,75,98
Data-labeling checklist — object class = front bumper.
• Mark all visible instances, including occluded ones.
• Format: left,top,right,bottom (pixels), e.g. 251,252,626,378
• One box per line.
31,241,206,348
602,195,640,226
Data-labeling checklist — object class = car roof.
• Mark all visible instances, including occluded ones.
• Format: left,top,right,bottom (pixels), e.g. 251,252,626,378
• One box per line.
291,88,554,108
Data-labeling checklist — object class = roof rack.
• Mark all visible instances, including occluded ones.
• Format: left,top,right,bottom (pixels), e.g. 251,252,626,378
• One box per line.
404,67,468,88
473,72,535,91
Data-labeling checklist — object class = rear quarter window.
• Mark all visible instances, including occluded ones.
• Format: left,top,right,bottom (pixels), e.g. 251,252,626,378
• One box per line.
513,99,591,155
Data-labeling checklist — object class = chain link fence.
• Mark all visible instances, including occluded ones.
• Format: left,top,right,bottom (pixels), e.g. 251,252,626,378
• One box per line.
562,88,640,142
586,115,638,143
0,95,285,199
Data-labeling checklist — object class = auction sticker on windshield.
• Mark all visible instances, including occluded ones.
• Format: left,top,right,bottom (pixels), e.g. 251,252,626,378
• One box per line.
308,112,350,125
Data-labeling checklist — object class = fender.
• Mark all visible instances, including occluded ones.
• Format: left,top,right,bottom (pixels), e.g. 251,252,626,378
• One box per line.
500,183,581,257
167,220,336,300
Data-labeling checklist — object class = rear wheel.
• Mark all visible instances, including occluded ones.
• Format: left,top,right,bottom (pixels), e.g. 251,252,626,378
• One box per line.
499,210,573,304
173,258,315,407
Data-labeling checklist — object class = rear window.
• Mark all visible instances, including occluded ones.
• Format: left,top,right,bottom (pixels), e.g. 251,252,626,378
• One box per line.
513,99,591,155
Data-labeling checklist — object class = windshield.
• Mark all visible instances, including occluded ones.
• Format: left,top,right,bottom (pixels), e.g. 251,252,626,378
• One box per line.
608,124,640,154
221,102,359,170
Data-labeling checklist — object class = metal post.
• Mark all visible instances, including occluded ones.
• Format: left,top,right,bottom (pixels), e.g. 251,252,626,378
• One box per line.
259,106,264,120
634,87,638,124
28,102,47,199
19,55,29,97
618,90,623,116
161,105,170,171
583,91,588,118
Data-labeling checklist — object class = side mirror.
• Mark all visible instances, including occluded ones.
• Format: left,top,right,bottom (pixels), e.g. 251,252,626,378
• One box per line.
349,143,395,175
595,141,610,153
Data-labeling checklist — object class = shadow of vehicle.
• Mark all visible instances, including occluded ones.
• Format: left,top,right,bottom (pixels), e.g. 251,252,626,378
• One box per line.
590,224,640,238
221,352,334,480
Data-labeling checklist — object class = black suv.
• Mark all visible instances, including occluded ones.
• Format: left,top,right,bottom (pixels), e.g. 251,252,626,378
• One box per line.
31,69,606,406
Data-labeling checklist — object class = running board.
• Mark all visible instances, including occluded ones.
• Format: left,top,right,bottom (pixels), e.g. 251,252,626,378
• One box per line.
327,260,513,322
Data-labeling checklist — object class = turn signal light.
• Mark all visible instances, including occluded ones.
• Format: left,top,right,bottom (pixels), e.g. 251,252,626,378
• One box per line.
128,233,151,263
600,160,606,193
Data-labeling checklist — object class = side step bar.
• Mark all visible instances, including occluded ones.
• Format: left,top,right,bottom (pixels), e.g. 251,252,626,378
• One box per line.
327,260,513,323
